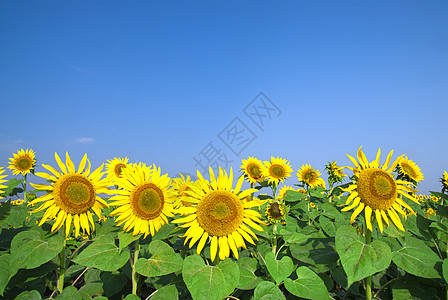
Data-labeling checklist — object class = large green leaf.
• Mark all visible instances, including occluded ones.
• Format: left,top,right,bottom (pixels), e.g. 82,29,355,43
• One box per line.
264,252,294,285
443,258,448,283
392,234,441,279
135,240,183,277
73,235,129,272
284,266,330,300
253,281,285,300
150,284,178,300
283,190,306,202
10,230,64,270
14,290,41,300
118,231,141,251
335,225,392,287
58,286,82,300
0,254,11,296
237,257,263,290
290,236,338,273
392,276,437,300
182,255,239,300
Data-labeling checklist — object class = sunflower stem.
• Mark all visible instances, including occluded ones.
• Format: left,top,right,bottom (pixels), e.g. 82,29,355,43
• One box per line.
23,174,27,204
57,227,67,293
132,239,140,296
272,223,278,254
365,225,372,300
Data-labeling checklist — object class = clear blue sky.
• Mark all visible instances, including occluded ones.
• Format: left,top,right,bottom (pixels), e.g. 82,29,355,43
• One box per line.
1,0,447,195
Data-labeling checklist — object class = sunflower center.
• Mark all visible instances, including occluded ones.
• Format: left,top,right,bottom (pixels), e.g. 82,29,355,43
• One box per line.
54,174,96,214
357,168,397,210
401,163,416,178
114,163,126,177
16,157,32,171
196,190,244,237
268,203,283,219
130,183,164,220
247,163,262,179
270,165,286,179
303,171,316,182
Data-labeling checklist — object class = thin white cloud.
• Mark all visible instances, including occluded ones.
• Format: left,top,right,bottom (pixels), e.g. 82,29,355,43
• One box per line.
76,137,95,143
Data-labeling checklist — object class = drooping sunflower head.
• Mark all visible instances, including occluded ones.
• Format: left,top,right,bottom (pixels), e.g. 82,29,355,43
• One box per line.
171,173,200,208
105,157,129,184
297,164,326,189
8,148,36,176
396,156,424,184
262,157,293,186
441,171,448,193
0,167,7,200
265,200,287,224
341,146,420,233
109,164,175,238
29,152,112,238
324,161,347,183
241,157,266,184
173,167,265,261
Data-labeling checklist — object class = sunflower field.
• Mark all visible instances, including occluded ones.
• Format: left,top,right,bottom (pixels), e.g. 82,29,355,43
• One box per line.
0,148,447,300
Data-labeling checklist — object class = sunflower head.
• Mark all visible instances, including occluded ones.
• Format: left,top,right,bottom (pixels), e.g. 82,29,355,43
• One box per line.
241,157,266,184
441,171,448,193
324,161,347,184
297,164,326,189
276,186,296,201
109,164,175,238
105,157,129,184
341,147,420,233
395,156,424,184
265,201,287,224
8,149,36,176
171,174,200,208
173,167,265,261
29,152,112,238
0,167,7,199
262,157,293,186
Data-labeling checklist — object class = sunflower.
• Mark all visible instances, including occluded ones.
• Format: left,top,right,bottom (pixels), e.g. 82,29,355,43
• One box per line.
265,201,287,224
277,186,296,200
396,156,424,183
241,157,266,184
171,173,200,208
29,152,112,238
341,147,420,233
8,149,36,176
109,163,175,238
262,157,293,186
442,171,448,193
105,157,129,184
172,167,265,261
297,164,326,189
0,167,8,199
325,161,347,183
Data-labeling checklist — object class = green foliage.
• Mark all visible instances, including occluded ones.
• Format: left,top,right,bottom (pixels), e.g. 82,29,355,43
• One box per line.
283,266,330,300
135,240,183,277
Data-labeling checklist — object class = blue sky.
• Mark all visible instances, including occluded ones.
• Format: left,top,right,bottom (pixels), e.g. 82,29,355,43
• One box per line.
0,0,447,195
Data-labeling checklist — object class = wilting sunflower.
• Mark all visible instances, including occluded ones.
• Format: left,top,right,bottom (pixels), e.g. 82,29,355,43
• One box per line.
29,153,112,238
396,156,424,183
241,157,266,184
265,201,287,224
105,157,129,184
297,164,326,188
109,163,175,237
171,174,200,208
173,167,265,261
8,149,36,176
262,157,293,186
0,167,7,200
342,147,420,232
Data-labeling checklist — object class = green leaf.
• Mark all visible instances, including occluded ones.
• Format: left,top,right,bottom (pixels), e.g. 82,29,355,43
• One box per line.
443,258,448,283
182,255,239,300
289,236,338,273
14,290,42,300
150,284,178,300
392,234,441,279
253,281,285,300
319,215,336,236
117,231,141,251
237,257,263,290
283,190,306,202
4,178,24,197
335,225,392,287
392,276,437,300
10,230,64,270
135,240,183,277
124,295,141,300
309,187,326,198
284,266,330,300
280,231,308,245
0,254,11,296
58,286,82,300
264,252,294,285
73,235,129,272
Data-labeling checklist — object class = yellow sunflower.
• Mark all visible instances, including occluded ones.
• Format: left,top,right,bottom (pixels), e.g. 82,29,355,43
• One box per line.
342,147,420,233
29,152,112,238
442,171,448,192
171,174,200,208
265,201,286,224
105,157,129,184
262,157,293,186
0,167,7,199
297,164,326,188
8,148,36,176
325,161,347,183
109,164,175,238
276,186,296,200
241,157,266,184
396,156,424,183
172,167,265,261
